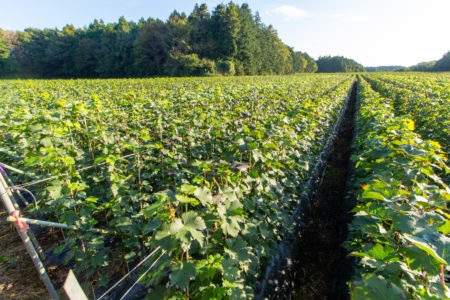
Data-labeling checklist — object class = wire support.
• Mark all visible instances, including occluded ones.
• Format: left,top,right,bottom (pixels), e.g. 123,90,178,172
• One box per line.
119,250,167,300
97,247,162,300
13,150,147,189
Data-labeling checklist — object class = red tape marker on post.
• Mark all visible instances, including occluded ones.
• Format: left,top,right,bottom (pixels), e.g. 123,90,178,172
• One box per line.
12,210,29,233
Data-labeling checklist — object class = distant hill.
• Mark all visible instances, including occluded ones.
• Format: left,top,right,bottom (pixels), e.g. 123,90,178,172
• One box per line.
366,51,450,73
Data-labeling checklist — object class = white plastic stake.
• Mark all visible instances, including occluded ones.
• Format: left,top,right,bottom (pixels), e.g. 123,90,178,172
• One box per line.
63,269,88,300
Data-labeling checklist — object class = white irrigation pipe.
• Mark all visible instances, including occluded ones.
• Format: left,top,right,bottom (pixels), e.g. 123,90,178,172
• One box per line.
0,162,35,178
6,215,115,235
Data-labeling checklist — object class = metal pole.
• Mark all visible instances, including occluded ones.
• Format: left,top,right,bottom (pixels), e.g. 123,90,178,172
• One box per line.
0,173,15,201
0,173,60,300
28,230,47,260
0,171,46,259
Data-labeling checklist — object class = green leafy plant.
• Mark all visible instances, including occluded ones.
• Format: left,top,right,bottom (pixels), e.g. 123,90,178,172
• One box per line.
345,77,450,299
0,75,355,298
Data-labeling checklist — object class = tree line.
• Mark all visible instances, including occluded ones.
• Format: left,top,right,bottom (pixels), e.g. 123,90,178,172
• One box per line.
365,51,450,73
0,3,319,78
316,56,365,73
399,51,450,72
365,66,405,72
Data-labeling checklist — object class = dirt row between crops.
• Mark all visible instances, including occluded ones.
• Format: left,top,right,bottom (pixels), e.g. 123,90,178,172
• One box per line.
291,82,357,300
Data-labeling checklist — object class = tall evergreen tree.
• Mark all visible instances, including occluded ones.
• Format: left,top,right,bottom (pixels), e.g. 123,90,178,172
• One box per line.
235,4,259,75
134,19,171,76
0,30,11,75
188,4,213,58
166,10,191,55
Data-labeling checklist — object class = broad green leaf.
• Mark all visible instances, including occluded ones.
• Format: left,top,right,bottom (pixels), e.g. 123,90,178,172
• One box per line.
155,211,206,247
40,137,53,147
170,261,196,290
220,215,241,237
194,187,213,206
404,235,447,265
362,190,385,201
225,238,250,262
175,194,198,205
403,244,444,275
180,184,197,194
392,214,416,233
437,219,450,234
221,258,240,281
351,275,406,300
367,243,394,260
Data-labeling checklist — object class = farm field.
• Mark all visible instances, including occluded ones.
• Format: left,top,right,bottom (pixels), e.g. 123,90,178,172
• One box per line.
0,72,449,299
363,73,450,155
346,75,449,299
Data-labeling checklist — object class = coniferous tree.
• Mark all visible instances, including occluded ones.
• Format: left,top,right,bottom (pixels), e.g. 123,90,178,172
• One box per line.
188,4,212,59
235,4,259,75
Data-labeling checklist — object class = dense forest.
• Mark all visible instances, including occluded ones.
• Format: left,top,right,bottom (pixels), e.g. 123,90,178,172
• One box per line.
316,56,365,73
0,3,319,78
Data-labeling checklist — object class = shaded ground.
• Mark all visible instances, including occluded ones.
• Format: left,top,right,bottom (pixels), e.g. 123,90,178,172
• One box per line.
0,208,49,299
0,206,66,300
291,83,356,300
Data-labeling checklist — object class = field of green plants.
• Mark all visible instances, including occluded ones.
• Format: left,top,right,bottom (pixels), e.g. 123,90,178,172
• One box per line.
347,75,449,299
0,72,448,299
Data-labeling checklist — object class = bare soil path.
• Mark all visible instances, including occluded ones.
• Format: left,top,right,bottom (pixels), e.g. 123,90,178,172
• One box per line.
291,83,357,300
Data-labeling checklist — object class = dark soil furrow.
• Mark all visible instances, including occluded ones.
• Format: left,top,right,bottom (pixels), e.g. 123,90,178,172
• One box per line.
291,82,357,300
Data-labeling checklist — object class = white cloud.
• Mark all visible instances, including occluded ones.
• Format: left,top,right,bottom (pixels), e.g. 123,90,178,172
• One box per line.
270,5,309,21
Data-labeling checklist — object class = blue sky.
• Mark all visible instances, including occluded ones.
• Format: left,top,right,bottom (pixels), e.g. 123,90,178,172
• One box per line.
0,0,449,66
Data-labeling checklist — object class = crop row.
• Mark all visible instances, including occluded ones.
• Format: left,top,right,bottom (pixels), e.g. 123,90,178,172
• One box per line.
0,75,353,298
368,73,450,99
364,74,450,155
346,77,449,299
